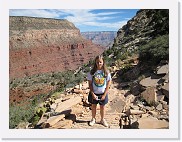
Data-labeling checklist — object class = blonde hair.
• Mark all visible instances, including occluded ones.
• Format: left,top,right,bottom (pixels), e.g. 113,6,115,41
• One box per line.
90,55,109,77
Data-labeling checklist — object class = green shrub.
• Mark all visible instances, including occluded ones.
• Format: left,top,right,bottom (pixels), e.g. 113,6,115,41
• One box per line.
120,53,128,60
104,56,114,67
30,115,40,126
139,34,169,64
75,72,85,83
122,63,132,73
9,93,47,129
9,102,36,129
147,10,169,36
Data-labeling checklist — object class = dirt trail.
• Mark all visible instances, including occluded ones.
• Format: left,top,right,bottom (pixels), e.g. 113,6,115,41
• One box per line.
35,79,168,129
67,82,131,129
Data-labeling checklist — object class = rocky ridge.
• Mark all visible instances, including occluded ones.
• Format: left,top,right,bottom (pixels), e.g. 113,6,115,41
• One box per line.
114,9,168,51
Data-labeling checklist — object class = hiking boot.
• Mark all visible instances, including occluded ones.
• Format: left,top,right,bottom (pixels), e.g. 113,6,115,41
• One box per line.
100,119,108,127
89,118,96,126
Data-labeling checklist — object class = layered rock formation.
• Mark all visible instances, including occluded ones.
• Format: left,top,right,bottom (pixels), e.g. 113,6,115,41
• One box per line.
9,16,105,80
81,31,117,48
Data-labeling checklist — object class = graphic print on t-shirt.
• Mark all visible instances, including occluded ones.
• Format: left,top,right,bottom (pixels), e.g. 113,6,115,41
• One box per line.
93,72,106,87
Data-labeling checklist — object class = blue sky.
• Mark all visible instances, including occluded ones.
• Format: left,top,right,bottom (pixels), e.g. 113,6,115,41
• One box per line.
9,9,139,32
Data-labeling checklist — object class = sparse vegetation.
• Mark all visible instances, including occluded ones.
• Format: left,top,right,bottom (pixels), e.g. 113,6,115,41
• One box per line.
138,35,169,65
9,64,89,128
9,92,56,128
9,100,36,129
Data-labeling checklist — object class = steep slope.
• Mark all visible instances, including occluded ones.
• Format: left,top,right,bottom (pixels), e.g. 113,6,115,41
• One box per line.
9,16,105,80
102,9,169,88
114,9,169,51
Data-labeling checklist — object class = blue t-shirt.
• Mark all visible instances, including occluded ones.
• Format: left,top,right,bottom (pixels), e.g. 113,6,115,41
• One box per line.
87,70,111,94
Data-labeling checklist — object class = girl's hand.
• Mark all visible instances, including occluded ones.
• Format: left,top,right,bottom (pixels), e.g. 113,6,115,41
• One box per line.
101,95,106,100
92,93,97,100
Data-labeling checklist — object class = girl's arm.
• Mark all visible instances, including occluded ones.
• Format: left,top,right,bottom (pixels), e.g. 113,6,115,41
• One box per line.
88,80,97,100
101,80,111,100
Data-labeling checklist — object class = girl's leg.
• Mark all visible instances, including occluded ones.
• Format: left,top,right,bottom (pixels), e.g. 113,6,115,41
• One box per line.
89,104,97,126
100,105,105,120
92,104,97,119
100,105,108,127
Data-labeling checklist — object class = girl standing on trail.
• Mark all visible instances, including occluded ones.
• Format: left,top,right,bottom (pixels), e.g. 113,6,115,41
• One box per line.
87,55,112,127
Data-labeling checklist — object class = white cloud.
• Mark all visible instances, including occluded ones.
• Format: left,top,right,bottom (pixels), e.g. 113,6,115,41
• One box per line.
63,9,122,22
96,11,124,16
84,20,127,30
9,9,129,31
9,9,60,18
61,9,126,29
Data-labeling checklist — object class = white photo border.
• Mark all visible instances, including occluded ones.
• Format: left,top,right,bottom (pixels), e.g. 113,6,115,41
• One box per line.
0,0,179,140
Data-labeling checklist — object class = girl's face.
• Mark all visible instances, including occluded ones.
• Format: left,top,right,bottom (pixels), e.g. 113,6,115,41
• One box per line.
96,58,104,70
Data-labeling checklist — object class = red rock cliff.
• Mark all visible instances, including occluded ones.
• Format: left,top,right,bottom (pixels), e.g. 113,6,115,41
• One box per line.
9,16,105,79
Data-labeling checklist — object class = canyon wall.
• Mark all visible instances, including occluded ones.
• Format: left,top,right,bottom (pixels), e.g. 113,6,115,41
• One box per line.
9,16,105,80
81,31,117,47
